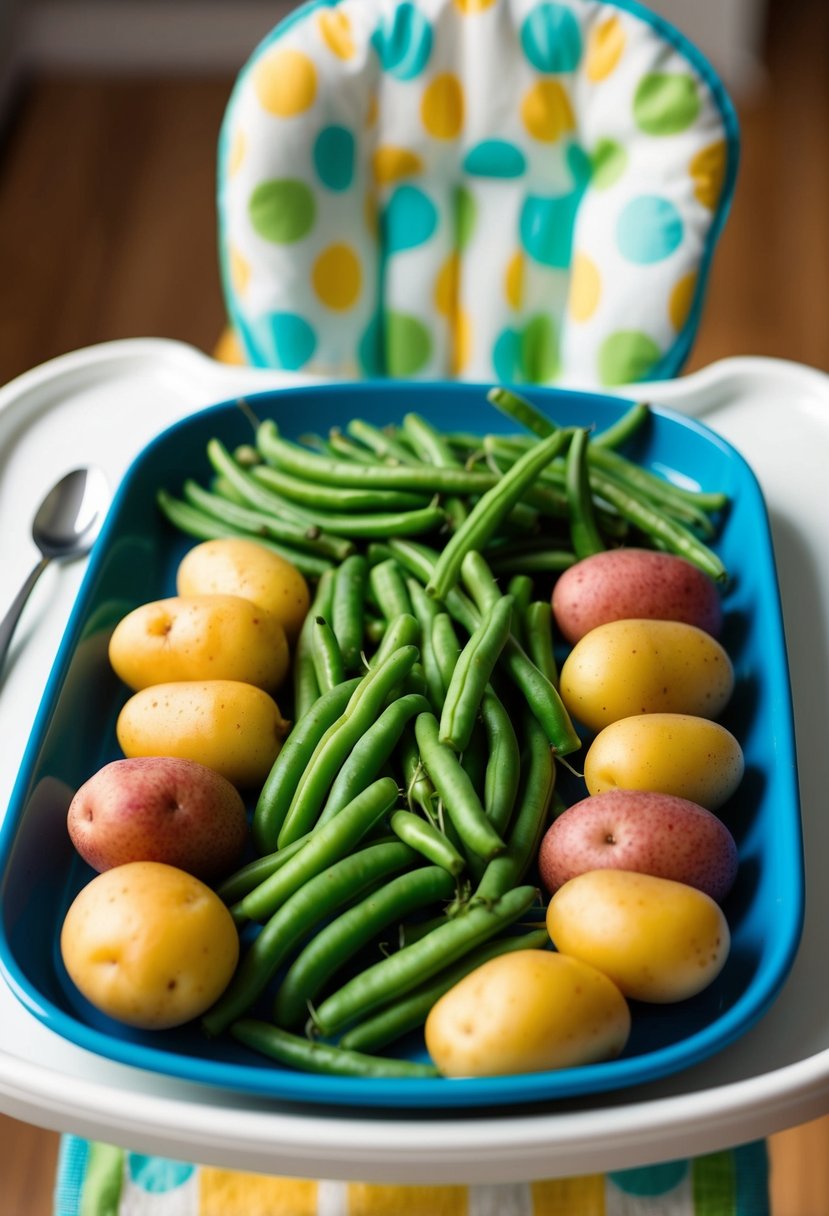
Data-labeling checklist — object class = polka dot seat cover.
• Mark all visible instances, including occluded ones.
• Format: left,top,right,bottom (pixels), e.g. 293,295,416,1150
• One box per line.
218,0,738,387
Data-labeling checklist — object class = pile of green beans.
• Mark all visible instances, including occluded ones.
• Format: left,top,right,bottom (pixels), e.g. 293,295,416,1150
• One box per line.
157,385,731,1079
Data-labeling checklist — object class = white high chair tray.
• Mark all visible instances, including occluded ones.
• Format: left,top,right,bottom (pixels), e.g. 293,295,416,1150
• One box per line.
0,338,827,1182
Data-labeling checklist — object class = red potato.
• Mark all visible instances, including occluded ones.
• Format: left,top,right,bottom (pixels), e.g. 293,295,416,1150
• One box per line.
551,548,723,645
537,789,738,904
67,756,248,881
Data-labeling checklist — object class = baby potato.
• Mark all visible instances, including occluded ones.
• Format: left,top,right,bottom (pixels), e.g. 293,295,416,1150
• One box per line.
60,861,239,1029
108,594,289,692
116,679,289,788
176,538,310,645
424,950,630,1077
559,619,734,733
547,870,731,1003
584,713,744,811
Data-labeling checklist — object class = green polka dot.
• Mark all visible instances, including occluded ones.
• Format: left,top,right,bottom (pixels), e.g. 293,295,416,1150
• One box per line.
358,313,385,376
590,138,627,189
386,311,431,376
453,185,476,250
313,125,355,191
371,2,433,81
249,179,315,243
463,140,526,179
599,331,661,386
520,3,582,73
633,73,700,135
522,314,559,382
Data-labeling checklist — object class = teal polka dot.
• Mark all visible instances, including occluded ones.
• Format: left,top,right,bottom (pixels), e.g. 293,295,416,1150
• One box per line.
520,194,578,268
128,1154,195,1192
590,138,627,189
463,140,526,179
383,185,438,254
634,72,700,135
386,311,432,376
493,327,522,382
249,179,315,244
453,185,476,249
522,314,559,381
358,312,385,376
599,330,662,386
520,3,582,73
617,195,683,264
609,1159,689,1196
371,2,432,81
256,311,317,370
313,125,355,191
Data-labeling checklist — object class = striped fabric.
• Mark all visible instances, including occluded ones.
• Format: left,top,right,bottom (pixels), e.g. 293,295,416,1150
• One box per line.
54,1136,770,1216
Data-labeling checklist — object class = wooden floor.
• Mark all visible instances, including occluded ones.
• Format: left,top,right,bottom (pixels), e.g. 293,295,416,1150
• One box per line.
0,0,827,1209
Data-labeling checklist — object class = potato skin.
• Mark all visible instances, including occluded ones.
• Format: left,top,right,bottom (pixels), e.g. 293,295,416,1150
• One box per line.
116,679,289,788
108,594,289,692
547,869,731,1003
538,789,739,902
424,950,630,1077
176,538,310,645
552,549,723,645
583,713,744,811
559,619,734,733
60,861,239,1029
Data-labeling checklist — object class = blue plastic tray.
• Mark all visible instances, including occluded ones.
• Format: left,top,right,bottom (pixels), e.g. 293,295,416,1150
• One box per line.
0,381,804,1111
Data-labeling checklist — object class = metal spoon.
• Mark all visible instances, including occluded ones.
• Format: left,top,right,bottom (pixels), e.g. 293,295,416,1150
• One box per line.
0,466,110,672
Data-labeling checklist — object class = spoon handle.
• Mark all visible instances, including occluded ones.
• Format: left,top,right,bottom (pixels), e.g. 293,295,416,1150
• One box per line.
0,556,51,673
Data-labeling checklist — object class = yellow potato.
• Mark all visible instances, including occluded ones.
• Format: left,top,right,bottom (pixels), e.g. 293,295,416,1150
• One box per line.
424,950,630,1077
547,869,730,1003
60,861,239,1029
584,713,744,810
559,618,734,733
176,538,310,645
108,594,289,692
116,679,289,788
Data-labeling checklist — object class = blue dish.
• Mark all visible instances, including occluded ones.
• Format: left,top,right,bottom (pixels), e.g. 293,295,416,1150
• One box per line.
0,381,804,1111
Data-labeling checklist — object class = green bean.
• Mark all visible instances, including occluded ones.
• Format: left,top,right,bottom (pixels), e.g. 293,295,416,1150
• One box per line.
292,570,334,723
439,595,513,753
364,615,386,648
399,729,437,819
315,693,431,827
524,600,559,690
311,616,345,692
588,441,728,514
216,833,311,904
414,712,505,862
155,491,333,579
300,432,340,458
479,688,521,838
406,579,445,711
347,418,421,466
311,884,538,1036
426,429,570,600
326,428,381,464
368,612,420,668
181,478,354,561
257,420,500,494
231,1020,439,1079
369,558,413,622
402,411,469,526
506,574,534,618
475,713,556,901
251,462,430,512
592,401,651,448
459,550,501,612
252,675,363,853
339,928,550,1053
202,840,416,1037
486,386,556,439
390,810,466,877
278,645,420,847
237,778,399,924
209,475,248,506
430,612,462,694
273,865,456,1029
488,549,576,577
566,427,605,559
331,554,368,672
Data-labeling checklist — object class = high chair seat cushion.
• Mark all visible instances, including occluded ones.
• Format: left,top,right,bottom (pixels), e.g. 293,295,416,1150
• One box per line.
217,0,738,387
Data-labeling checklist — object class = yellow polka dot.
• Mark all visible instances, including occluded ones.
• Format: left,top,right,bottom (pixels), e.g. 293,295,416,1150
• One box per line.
451,309,472,375
453,0,498,12
586,15,626,82
312,243,362,310
435,253,460,317
422,74,464,140
253,48,317,117
504,251,524,310
568,253,601,322
521,80,574,143
200,1169,317,1215
229,245,251,297
317,8,356,59
690,140,727,209
372,146,424,185
213,328,245,366
669,271,697,331
366,92,379,129
227,129,246,178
